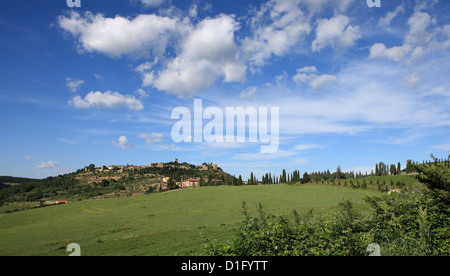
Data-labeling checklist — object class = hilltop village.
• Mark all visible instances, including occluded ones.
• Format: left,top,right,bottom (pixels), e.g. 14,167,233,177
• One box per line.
81,159,225,192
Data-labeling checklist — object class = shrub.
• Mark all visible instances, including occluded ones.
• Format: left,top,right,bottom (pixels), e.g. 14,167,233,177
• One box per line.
204,201,375,256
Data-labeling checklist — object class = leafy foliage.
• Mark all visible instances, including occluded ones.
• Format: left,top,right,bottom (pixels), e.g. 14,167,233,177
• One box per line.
204,201,375,256
204,155,450,256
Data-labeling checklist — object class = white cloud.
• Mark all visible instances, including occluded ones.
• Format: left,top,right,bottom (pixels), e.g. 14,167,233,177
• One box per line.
140,0,166,7
232,143,324,161
378,4,405,27
406,11,435,45
257,56,450,137
369,43,412,62
93,74,103,80
135,88,148,99
59,11,247,97
65,77,84,93
160,144,176,150
404,71,421,87
24,155,32,160
431,144,450,151
293,144,324,151
310,75,337,90
240,86,258,99
138,133,163,145
189,3,198,18
300,0,355,13
312,14,360,52
151,14,246,97
234,150,298,161
57,11,179,59
293,66,336,90
242,0,311,67
370,10,445,63
36,161,60,169
69,91,144,110
135,59,158,87
113,136,134,149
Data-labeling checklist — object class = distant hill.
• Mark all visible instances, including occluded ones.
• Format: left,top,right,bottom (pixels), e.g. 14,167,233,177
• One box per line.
0,176,39,190
0,176,39,184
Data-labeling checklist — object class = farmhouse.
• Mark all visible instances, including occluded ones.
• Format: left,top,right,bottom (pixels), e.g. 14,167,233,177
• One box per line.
108,165,125,172
388,189,402,195
182,179,200,189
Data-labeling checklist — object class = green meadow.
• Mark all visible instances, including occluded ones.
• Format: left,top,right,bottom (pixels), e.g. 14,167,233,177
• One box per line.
0,184,382,256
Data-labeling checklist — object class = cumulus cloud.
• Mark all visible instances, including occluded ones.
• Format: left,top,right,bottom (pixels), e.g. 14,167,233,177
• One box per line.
369,43,412,62
57,11,179,59
69,91,144,110
242,0,311,67
293,66,337,90
58,11,248,97
65,77,84,93
151,14,246,97
113,136,134,149
369,9,448,63
138,133,163,145
312,14,360,52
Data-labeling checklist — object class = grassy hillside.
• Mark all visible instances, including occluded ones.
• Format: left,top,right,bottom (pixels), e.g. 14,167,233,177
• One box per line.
0,184,382,256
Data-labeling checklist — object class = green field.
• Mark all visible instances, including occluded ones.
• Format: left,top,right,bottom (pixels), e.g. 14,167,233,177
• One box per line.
0,184,383,256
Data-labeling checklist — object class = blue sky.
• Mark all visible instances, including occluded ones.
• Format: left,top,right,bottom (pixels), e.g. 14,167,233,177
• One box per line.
1,0,449,179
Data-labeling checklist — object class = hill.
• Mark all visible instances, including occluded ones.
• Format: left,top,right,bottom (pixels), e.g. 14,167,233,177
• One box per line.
0,160,235,211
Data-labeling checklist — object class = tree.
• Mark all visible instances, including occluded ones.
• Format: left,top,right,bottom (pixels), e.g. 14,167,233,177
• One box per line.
390,164,397,175
282,169,287,183
414,154,450,193
301,172,310,184
397,162,401,174
88,164,96,172
361,179,367,189
167,177,177,190
406,160,415,173
336,166,342,179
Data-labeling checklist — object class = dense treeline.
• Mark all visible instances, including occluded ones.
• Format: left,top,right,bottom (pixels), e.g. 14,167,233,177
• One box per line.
249,157,450,187
204,155,450,256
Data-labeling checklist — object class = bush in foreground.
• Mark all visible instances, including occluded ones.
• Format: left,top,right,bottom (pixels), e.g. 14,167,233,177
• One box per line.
204,156,450,256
